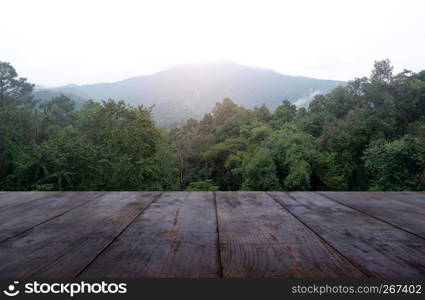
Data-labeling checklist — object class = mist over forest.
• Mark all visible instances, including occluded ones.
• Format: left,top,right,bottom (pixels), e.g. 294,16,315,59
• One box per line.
33,62,344,126
1,59,424,191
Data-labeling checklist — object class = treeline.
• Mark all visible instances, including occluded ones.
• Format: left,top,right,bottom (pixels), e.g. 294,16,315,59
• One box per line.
1,60,424,191
0,62,178,190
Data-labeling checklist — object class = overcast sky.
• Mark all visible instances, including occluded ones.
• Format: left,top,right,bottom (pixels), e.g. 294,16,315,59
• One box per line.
2,0,425,86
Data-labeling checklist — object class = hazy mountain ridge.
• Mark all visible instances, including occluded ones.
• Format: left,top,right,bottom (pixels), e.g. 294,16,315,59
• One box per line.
34,62,345,125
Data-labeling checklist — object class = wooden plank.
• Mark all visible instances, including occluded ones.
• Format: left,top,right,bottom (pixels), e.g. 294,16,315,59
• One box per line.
0,192,160,278
0,192,106,242
394,192,425,209
344,192,425,210
320,192,425,239
269,192,425,278
0,192,62,209
80,192,219,278
215,192,364,278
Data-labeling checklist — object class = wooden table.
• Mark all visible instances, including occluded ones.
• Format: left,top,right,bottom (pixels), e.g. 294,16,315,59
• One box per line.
0,191,424,278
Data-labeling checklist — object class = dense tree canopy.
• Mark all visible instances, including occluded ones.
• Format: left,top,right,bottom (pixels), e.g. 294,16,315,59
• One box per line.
171,59,425,191
0,62,33,108
1,59,424,191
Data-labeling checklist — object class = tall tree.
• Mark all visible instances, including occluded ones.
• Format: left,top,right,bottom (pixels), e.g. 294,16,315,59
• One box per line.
0,62,33,108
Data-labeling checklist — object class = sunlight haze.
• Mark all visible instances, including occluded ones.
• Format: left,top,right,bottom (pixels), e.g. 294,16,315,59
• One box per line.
2,0,425,86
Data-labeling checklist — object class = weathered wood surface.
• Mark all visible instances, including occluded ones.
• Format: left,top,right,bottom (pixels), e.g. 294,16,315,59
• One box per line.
0,192,62,209
0,192,106,242
81,192,219,278
216,192,364,278
0,192,159,277
320,191,425,238
268,192,425,277
336,191,425,210
0,191,424,278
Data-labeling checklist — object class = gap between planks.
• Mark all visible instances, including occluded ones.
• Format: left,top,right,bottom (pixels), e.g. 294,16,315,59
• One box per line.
212,191,224,278
0,192,108,243
78,192,220,278
74,192,164,278
266,192,370,278
0,191,64,209
269,192,425,277
317,192,425,242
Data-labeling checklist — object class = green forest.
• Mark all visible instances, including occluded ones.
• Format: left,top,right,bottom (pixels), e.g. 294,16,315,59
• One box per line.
1,60,425,191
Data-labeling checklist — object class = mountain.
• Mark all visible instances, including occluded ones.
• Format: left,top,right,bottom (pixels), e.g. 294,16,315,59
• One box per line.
33,88,87,109
33,61,345,125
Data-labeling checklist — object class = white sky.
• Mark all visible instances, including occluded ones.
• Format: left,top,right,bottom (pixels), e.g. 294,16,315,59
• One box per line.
2,0,425,86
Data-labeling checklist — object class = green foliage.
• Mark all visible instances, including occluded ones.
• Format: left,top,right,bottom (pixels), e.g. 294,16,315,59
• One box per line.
211,98,252,141
151,101,199,127
283,160,311,191
171,59,425,191
371,59,393,84
202,137,248,190
363,135,425,190
315,152,348,190
272,99,297,128
0,61,180,191
0,62,34,108
263,127,316,190
186,180,219,191
241,149,280,191
2,59,425,192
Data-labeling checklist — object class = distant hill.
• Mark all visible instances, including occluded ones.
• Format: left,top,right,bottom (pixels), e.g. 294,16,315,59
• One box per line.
33,88,87,109
151,102,201,127
33,61,345,125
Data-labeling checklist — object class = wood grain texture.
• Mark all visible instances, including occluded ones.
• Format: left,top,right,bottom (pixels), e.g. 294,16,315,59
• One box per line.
320,191,425,239
0,192,106,242
0,192,62,209
269,192,425,278
80,192,219,278
346,191,425,210
216,192,365,278
0,191,424,278
0,192,159,278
